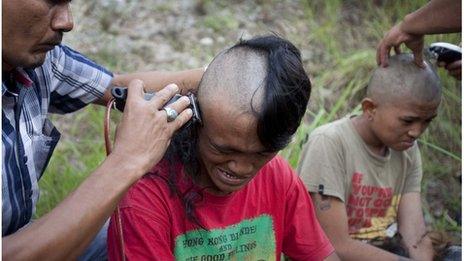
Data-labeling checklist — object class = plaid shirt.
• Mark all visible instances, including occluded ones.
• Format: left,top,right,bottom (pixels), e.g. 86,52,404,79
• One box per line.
2,45,113,236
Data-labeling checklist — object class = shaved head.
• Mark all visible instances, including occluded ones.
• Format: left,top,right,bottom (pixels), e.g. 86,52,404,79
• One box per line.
367,54,442,105
198,47,267,114
196,35,311,152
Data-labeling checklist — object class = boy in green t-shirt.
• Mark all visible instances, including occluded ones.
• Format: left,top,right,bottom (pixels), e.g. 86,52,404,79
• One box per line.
298,53,442,260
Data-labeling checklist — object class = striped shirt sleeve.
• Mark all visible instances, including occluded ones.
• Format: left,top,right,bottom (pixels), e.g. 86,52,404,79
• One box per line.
42,44,113,114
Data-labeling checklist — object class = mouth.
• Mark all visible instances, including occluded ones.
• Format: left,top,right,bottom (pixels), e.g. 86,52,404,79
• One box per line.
35,35,63,52
400,140,415,148
216,168,248,187
35,43,59,52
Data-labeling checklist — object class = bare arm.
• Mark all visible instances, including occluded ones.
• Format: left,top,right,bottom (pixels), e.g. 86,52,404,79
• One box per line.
401,0,461,35
2,80,193,260
377,0,461,67
95,68,204,105
310,193,409,261
397,192,434,261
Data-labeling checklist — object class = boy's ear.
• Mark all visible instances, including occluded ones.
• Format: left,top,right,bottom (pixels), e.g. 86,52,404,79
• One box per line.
361,98,377,119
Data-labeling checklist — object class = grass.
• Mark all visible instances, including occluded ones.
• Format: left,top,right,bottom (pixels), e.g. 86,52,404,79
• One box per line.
36,0,461,241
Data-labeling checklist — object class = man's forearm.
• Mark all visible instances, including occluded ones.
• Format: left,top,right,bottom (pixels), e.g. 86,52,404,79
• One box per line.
94,68,203,105
401,0,461,35
112,68,204,93
2,154,143,261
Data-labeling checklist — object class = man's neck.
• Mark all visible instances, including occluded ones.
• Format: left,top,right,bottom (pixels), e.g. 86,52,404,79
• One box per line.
351,116,388,157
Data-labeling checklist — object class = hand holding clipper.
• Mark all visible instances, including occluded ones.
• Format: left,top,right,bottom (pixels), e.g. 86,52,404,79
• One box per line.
426,42,461,80
111,86,202,125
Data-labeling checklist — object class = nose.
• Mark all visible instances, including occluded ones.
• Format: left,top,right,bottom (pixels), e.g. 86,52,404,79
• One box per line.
227,156,255,176
408,123,426,139
51,3,74,32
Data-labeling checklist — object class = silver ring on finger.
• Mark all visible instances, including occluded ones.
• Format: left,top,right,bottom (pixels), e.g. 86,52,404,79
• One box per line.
163,107,178,122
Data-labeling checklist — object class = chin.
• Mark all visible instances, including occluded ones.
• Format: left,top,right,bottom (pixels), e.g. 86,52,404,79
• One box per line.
211,178,243,195
210,177,245,196
390,143,413,152
14,51,48,69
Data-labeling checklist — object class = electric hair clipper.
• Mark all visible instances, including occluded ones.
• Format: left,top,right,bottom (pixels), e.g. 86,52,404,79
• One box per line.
111,86,202,125
425,42,462,64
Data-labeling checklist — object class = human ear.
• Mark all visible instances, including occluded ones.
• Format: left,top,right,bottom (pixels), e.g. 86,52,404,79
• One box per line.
361,98,376,120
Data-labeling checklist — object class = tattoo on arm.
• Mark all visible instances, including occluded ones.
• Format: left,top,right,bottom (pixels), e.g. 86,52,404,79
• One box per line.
318,195,331,211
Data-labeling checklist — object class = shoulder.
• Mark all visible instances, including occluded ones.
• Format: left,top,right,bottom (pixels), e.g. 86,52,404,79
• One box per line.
40,44,112,75
299,117,352,162
259,155,294,177
307,117,351,145
120,175,169,210
119,161,180,215
254,156,300,192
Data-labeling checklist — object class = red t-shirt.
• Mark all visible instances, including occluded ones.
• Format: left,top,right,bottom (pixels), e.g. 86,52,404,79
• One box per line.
108,156,333,261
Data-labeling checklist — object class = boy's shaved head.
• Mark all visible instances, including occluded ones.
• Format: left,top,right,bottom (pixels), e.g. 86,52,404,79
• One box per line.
367,54,442,105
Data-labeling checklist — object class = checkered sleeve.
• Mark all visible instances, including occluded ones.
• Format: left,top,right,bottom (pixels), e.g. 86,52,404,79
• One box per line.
46,45,113,113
